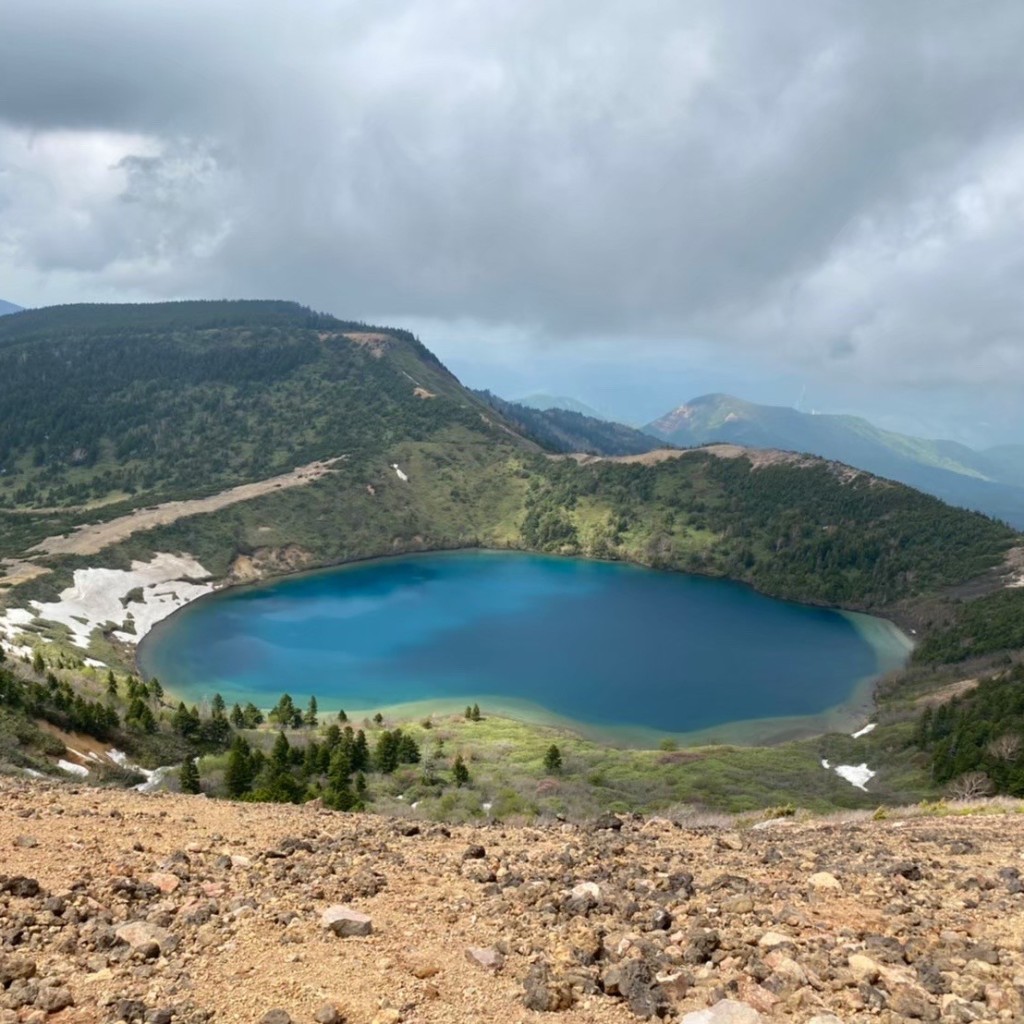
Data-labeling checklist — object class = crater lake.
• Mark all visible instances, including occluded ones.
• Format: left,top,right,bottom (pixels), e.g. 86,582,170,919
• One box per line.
138,551,911,744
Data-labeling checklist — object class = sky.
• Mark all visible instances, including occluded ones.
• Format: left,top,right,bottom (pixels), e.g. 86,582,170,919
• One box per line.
2,2,1024,444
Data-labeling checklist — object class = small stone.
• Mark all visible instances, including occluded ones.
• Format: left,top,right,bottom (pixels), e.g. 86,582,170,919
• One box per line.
888,982,939,1021
722,895,753,914
466,946,504,972
34,987,73,1014
313,1004,342,1024
848,953,881,983
523,962,575,1012
0,875,41,898
571,881,602,901
0,956,37,986
716,833,744,851
808,872,842,892
115,921,172,953
680,998,765,1023
462,844,486,859
806,1017,845,1024
411,963,440,979
593,813,623,831
370,1010,401,1024
602,958,669,1019
13,835,38,849
894,861,923,882
757,931,790,949
145,872,180,894
260,1011,292,1024
321,906,373,938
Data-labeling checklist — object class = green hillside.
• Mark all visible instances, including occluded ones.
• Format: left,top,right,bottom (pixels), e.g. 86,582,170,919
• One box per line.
474,390,665,457
0,302,1015,619
646,393,1024,528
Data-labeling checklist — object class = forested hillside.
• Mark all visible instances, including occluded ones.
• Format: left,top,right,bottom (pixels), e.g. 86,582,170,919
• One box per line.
473,390,665,457
521,454,1014,607
0,301,505,510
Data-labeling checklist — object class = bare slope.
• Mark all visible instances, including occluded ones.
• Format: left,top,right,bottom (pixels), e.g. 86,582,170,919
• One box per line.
1,777,1023,1023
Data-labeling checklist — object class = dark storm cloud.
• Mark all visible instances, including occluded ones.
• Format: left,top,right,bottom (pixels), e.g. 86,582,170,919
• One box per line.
2,0,1024,392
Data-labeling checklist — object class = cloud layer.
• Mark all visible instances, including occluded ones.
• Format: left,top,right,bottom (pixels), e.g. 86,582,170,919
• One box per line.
2,0,1024,399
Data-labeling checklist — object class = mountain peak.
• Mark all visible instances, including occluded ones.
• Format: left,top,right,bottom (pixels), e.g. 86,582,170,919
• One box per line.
0,299,23,316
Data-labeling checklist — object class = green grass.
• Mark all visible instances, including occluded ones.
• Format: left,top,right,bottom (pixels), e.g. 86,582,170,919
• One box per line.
189,707,936,821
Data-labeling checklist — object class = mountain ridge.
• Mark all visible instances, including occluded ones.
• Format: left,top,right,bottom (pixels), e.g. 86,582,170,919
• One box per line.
646,393,1024,527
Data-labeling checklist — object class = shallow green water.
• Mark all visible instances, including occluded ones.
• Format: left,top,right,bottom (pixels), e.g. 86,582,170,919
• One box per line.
139,551,910,741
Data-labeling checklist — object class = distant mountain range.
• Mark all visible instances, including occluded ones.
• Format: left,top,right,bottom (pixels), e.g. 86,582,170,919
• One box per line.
0,300,22,316
645,393,1024,528
515,393,607,420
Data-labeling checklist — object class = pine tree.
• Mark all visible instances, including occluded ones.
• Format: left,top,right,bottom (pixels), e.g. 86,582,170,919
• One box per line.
230,703,245,729
352,730,370,772
543,744,563,774
452,754,470,787
304,695,319,728
375,730,400,774
397,732,421,764
179,758,201,794
471,703,481,722
149,678,164,702
224,736,254,798
106,671,118,697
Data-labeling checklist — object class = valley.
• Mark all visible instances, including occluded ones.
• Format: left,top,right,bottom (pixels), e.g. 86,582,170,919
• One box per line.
0,300,1021,824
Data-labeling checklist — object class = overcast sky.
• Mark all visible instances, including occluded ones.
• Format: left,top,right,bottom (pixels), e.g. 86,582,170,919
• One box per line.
2,1,1024,442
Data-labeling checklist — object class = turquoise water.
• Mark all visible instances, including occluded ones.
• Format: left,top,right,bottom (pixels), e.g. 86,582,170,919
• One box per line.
138,551,909,741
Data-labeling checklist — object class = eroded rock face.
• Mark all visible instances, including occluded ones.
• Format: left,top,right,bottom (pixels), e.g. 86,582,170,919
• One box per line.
2,776,1024,1023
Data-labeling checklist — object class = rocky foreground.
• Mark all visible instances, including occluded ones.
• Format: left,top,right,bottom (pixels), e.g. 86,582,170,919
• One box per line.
1,779,1023,1024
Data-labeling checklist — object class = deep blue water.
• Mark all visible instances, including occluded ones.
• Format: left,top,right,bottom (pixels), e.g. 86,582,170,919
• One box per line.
138,551,907,736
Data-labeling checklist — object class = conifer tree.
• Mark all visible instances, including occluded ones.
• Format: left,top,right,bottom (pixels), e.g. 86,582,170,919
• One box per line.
179,758,201,794
225,736,254,798
304,695,319,728
543,744,563,774
452,754,470,787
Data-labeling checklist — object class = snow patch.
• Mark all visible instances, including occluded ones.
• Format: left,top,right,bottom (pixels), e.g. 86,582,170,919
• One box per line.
134,765,175,794
57,759,88,777
21,768,43,779
0,608,36,655
391,463,409,482
821,757,875,790
851,722,876,739
107,748,174,792
5,553,212,649
834,763,875,790
83,658,107,669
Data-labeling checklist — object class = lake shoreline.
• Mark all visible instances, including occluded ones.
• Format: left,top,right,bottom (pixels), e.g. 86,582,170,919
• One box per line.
138,548,914,749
